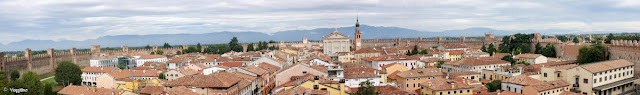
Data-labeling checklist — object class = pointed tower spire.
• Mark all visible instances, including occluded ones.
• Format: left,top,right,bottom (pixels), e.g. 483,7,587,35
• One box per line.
356,14,360,27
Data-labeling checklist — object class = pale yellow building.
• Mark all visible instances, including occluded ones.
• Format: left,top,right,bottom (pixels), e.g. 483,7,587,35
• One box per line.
420,77,474,95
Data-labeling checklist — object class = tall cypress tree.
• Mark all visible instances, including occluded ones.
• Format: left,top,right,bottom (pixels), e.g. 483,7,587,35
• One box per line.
247,43,255,51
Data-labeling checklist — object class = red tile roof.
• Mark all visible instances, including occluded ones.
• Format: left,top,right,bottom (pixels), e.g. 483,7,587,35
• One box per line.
165,71,241,87
82,67,118,73
57,85,121,95
138,55,167,59
140,86,165,95
219,62,243,67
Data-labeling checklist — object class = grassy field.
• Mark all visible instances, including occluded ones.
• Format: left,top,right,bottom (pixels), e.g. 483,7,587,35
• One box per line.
42,77,58,86
39,72,55,79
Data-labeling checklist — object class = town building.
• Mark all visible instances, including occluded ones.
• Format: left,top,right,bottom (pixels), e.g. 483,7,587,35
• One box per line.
322,30,350,56
134,55,167,67
81,67,118,87
394,68,444,91
420,77,475,95
361,54,423,70
514,53,548,64
442,57,510,73
274,63,328,86
521,80,572,95
501,75,543,94
563,59,636,95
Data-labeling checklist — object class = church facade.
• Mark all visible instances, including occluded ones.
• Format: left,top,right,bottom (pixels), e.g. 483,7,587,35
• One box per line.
322,30,350,56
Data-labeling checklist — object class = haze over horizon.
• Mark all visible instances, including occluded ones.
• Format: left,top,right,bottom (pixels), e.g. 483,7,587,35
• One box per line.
1,0,639,45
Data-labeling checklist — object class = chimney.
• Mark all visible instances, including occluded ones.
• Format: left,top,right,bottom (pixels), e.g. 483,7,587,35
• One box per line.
428,82,432,86
451,82,455,89
339,79,346,93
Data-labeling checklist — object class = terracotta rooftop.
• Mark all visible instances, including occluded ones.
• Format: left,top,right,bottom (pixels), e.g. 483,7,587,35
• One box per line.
348,85,417,95
448,50,466,55
381,63,401,69
257,62,280,72
420,58,442,63
138,55,167,59
449,71,480,78
558,91,581,95
139,86,165,95
524,80,570,92
241,65,269,75
343,63,385,78
579,59,634,73
447,57,510,66
131,66,154,70
165,71,241,87
440,44,468,49
219,62,243,67
82,67,118,73
420,77,474,91
395,68,443,78
514,53,543,59
361,54,418,62
276,86,329,95
502,75,542,86
551,64,578,71
106,70,161,79
165,86,198,95
499,90,522,95
354,47,381,53
167,59,185,63
57,85,121,95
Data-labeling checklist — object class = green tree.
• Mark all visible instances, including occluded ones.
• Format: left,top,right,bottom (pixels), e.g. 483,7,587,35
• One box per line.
22,71,43,95
605,33,614,44
534,43,542,54
176,51,182,54
42,83,54,95
247,43,255,51
144,45,152,49
412,45,419,55
515,61,531,66
229,37,243,52
150,52,155,55
55,61,82,86
0,71,6,82
353,80,378,95
557,35,569,42
159,73,166,79
481,44,487,52
542,43,556,57
573,37,580,43
156,50,164,55
419,49,429,54
488,43,496,56
501,55,516,65
196,43,202,51
10,69,19,81
269,40,276,43
163,43,171,48
437,61,445,68
485,80,502,92
183,46,199,53
577,43,605,64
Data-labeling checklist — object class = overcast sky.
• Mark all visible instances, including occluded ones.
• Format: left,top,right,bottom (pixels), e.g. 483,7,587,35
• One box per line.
1,0,639,44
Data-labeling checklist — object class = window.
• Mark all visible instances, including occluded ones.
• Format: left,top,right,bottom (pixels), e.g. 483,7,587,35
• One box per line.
557,73,560,77
544,73,547,77
302,71,307,74
406,84,409,88
583,79,588,83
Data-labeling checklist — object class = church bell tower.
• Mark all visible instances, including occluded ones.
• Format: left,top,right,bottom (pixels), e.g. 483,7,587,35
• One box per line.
354,16,362,51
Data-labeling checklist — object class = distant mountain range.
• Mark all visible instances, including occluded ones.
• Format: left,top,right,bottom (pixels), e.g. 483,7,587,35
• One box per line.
0,25,625,51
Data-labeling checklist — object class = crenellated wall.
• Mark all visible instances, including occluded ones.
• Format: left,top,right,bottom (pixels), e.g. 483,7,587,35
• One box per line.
0,45,185,76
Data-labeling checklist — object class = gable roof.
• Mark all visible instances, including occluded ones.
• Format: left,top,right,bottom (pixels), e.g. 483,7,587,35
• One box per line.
447,57,510,66
165,71,241,87
138,55,167,59
57,85,121,95
502,75,542,86
524,80,570,92
420,77,474,91
140,86,165,95
579,59,634,73
395,68,443,78
514,53,543,59
165,86,198,95
82,67,118,73
219,62,243,67
322,31,349,40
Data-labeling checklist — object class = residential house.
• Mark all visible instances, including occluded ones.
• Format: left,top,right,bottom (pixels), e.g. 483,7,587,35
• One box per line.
274,63,328,86
501,75,543,94
442,57,510,73
514,53,548,64
522,80,572,95
395,68,444,91
164,68,198,81
135,55,168,67
362,54,424,70
420,77,475,95
81,67,118,87
563,59,636,95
